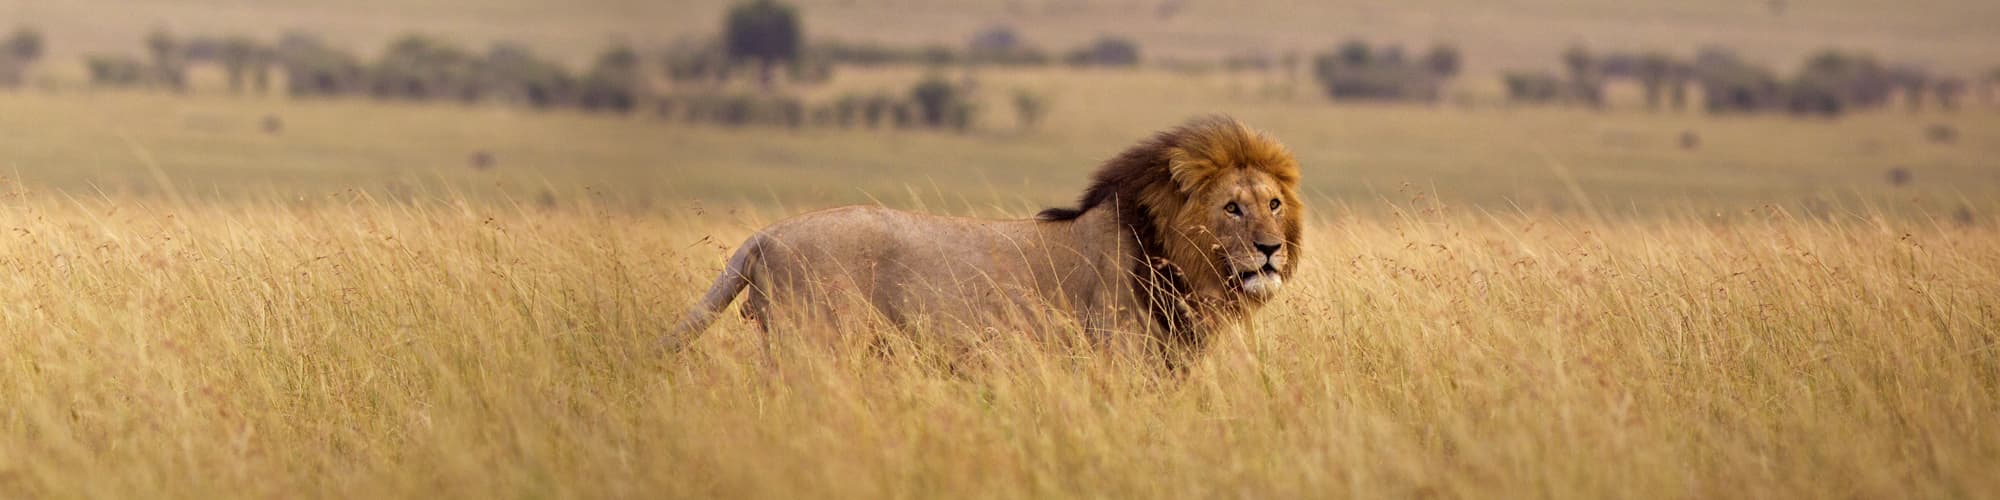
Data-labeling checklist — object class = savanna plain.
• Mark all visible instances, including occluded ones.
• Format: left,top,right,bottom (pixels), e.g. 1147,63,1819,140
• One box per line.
4,0,2000,498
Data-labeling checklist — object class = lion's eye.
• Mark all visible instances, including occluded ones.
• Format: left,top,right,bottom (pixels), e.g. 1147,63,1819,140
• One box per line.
1224,202,1241,216
1270,198,1282,211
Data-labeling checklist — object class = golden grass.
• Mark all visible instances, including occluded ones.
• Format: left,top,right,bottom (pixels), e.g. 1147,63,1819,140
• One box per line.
3,193,1996,499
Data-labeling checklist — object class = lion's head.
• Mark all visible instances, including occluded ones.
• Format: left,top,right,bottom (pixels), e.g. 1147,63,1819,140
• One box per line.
1039,115,1303,312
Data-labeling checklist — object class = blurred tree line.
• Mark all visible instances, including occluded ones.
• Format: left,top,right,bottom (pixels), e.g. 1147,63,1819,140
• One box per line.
11,0,1998,127
1308,40,1461,102
1502,44,1982,116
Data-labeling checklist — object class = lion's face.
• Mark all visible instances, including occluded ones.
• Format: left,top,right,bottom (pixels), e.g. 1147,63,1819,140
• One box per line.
1193,168,1297,299
1171,167,1302,303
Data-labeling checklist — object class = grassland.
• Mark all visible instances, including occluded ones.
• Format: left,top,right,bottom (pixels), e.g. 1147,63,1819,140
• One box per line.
1,193,1996,499
1,2,1998,495
5,67,1998,218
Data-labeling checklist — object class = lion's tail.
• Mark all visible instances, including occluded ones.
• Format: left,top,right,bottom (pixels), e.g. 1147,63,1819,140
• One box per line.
662,233,763,353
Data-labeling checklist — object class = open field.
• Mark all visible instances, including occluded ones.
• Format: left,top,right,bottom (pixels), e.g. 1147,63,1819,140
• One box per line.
2,1,1999,495
3,67,1997,217
1,195,1996,498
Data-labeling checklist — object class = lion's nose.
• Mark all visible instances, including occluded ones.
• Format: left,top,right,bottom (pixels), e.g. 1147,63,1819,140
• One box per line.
1254,242,1282,258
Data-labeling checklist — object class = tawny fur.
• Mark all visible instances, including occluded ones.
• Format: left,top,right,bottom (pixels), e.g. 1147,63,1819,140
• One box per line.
665,115,1303,366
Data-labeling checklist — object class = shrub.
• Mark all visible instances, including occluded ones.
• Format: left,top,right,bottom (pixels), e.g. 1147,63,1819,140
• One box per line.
276,33,366,97
483,42,575,108
909,75,960,127
370,35,479,101
1502,71,1565,103
1065,36,1140,67
1311,41,1456,102
661,92,807,128
144,28,187,91
967,27,1049,67
578,44,643,113
5,27,42,63
86,54,149,87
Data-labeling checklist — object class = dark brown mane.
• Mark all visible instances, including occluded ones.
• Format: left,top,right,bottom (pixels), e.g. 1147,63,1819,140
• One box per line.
1033,115,1301,365
1036,115,1223,223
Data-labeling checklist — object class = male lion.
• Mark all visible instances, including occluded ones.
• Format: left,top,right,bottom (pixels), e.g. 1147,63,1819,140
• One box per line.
666,115,1302,368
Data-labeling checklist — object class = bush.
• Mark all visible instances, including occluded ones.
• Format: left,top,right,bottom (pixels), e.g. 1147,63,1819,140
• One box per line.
662,41,728,83
1065,36,1140,67
578,44,643,113
144,28,187,91
1421,45,1460,79
966,26,1049,66
5,27,42,63
1697,61,1783,113
483,42,575,108
277,33,366,97
1502,71,1565,103
86,54,149,87
909,76,960,127
661,92,807,128
370,35,479,101
1794,50,1892,110
1312,41,1456,102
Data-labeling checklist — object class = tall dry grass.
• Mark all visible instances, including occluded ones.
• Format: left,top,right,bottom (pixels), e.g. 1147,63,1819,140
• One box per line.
2,193,1997,499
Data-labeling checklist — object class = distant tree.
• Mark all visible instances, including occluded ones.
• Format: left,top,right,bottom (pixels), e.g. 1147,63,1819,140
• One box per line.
5,27,42,63
0,27,41,89
1502,71,1565,103
371,35,478,101
1595,52,1639,79
1634,52,1676,111
1065,36,1140,67
1312,41,1452,103
1666,63,1692,111
724,0,803,87
967,25,1048,66
144,28,187,91
1559,44,1602,108
1336,39,1371,67
277,32,366,97
1695,55,1783,113
1376,44,1406,66
483,41,574,108
85,54,149,87
1785,76,1846,116
218,36,264,94
1420,44,1461,79
1881,65,1930,112
1560,44,1594,82
1933,77,1966,112
910,75,957,126
662,40,730,84
1794,50,1892,111
968,25,1020,54
909,74,975,131
578,43,642,112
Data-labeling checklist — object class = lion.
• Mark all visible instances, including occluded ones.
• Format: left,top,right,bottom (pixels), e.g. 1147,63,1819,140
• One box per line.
665,115,1303,368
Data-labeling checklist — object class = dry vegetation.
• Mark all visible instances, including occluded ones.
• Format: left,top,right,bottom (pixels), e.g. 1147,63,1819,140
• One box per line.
2,191,1996,498
3,1,1999,496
